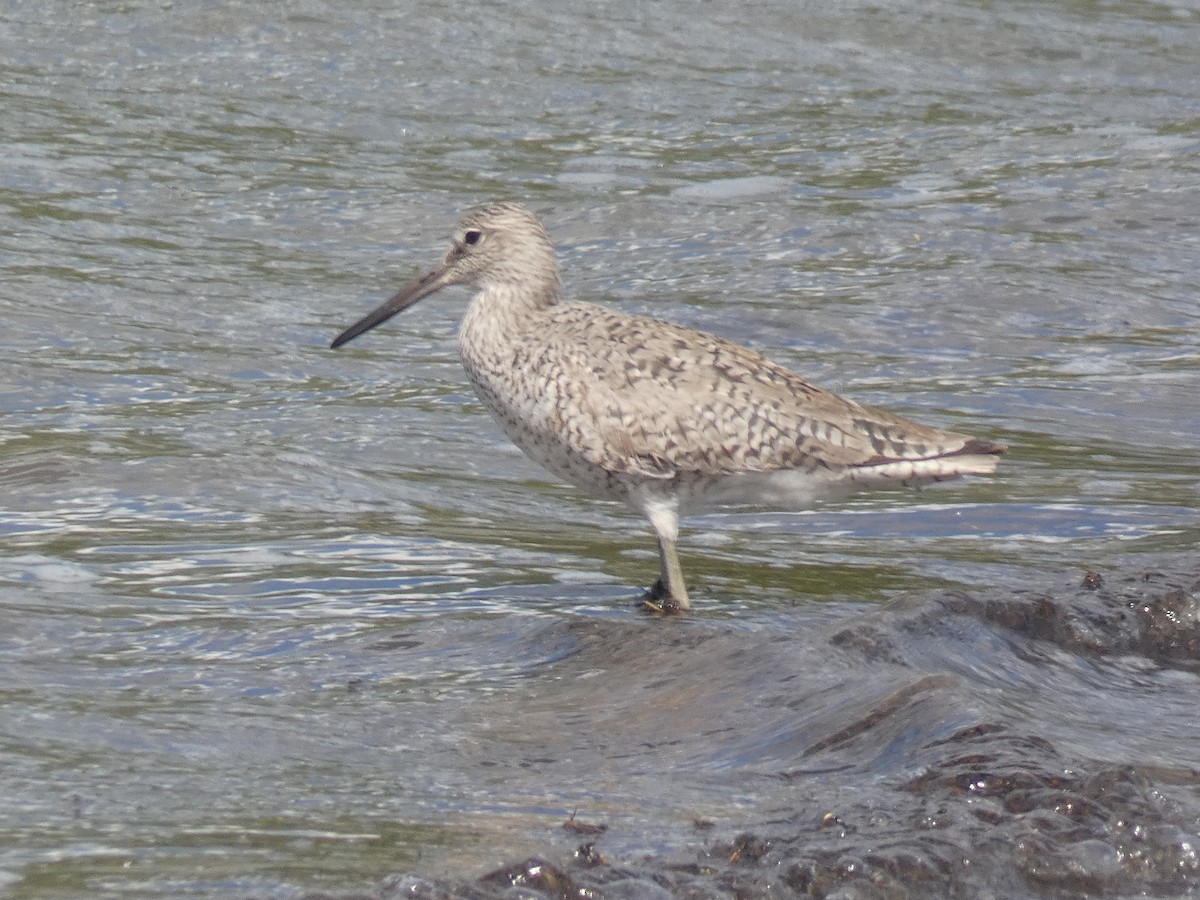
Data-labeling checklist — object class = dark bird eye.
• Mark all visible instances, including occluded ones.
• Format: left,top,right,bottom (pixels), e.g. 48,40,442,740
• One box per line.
463,229,482,246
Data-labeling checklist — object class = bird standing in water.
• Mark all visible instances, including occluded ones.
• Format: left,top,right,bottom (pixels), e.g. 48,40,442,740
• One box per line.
332,203,1004,612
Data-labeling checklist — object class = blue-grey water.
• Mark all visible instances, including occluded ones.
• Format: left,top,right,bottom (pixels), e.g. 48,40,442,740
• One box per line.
2,1,1199,897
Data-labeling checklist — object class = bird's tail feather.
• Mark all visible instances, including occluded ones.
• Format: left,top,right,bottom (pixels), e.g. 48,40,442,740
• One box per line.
848,438,1006,487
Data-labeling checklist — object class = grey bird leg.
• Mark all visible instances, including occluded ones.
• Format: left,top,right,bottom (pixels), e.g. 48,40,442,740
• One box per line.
637,497,691,613
649,533,690,613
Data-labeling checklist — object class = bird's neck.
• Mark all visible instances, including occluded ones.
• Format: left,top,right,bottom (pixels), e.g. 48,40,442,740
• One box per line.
473,277,560,321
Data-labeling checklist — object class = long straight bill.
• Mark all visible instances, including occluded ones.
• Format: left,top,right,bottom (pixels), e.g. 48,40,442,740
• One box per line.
331,266,451,349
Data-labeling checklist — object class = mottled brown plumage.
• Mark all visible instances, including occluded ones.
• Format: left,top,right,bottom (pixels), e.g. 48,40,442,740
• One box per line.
333,202,1005,611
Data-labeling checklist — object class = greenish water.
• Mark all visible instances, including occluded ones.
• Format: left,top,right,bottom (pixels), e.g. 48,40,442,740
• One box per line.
2,0,1198,897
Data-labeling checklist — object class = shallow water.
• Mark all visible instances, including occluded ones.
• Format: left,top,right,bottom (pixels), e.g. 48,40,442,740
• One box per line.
2,0,1199,897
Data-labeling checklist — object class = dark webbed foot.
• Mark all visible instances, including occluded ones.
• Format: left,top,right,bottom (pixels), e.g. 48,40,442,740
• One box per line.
640,578,687,615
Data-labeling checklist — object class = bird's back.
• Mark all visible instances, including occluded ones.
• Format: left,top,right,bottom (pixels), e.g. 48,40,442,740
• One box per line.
458,297,1003,509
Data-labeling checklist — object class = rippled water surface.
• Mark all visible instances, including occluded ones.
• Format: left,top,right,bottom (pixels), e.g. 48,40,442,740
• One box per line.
2,1,1199,897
